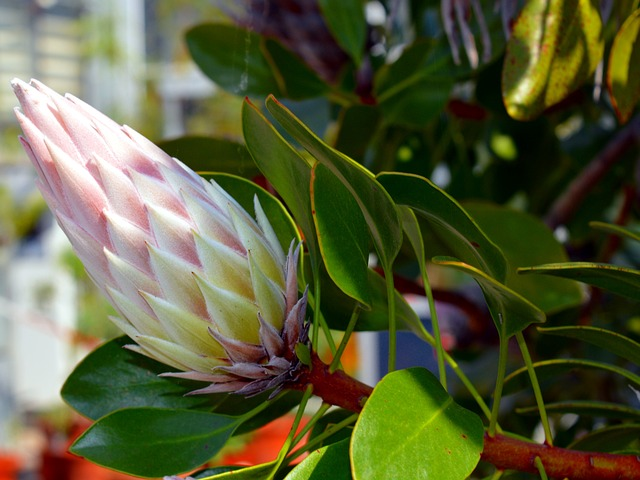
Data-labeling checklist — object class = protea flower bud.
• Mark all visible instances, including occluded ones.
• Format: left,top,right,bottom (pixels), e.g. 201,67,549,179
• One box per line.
12,78,308,396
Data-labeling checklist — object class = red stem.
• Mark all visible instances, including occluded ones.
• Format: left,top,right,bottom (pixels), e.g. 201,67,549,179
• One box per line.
292,354,640,480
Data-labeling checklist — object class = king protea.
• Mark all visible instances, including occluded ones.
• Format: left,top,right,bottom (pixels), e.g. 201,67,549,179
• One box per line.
12,78,308,396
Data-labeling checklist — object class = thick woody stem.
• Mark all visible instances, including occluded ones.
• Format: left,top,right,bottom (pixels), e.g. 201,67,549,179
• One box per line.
292,354,640,480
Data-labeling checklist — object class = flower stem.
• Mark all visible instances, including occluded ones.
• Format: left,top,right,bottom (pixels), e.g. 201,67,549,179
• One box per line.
329,305,361,373
489,333,509,436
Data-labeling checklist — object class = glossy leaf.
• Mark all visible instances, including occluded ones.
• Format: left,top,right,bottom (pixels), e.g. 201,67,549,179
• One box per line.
516,401,640,420
70,408,239,477
466,203,583,314
433,257,545,339
377,173,507,282
198,461,281,479
607,8,640,124
158,136,258,178
312,162,371,306
61,336,213,420
351,368,483,480
186,24,281,97
265,96,403,271
285,438,351,480
568,424,640,453
518,262,640,301
590,220,640,243
263,39,329,100
308,409,354,447
537,326,640,365
502,0,604,120
318,0,366,65
210,173,301,257
241,99,319,266
503,359,640,396
191,466,244,477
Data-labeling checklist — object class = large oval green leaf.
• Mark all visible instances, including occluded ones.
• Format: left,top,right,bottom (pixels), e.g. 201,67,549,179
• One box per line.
351,368,483,480
433,257,545,339
285,438,351,480
502,0,604,120
518,262,640,301
312,162,371,306
61,337,213,420
466,202,583,314
265,96,403,271
70,408,239,477
158,136,258,179
607,8,640,124
186,24,281,97
537,325,640,365
377,173,506,282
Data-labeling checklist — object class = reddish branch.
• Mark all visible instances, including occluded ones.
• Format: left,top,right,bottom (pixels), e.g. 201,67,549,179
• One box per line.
292,353,640,480
545,114,640,230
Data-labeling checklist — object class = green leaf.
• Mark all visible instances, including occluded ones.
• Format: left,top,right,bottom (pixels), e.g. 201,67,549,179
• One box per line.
590,220,640,243
537,326,640,365
200,461,281,479
379,77,452,128
312,162,371,306
285,438,351,480
518,262,640,301
502,0,604,120
377,173,507,282
503,359,640,396
351,368,483,480
191,466,244,478
61,337,212,420
263,39,329,100
209,173,301,256
158,136,258,178
308,409,354,447
433,258,545,339
568,424,640,453
320,267,424,336
265,96,403,271
241,99,319,266
70,408,239,477
318,0,366,65
516,401,640,420
186,24,281,97
466,203,584,314
607,8,640,124
333,104,381,163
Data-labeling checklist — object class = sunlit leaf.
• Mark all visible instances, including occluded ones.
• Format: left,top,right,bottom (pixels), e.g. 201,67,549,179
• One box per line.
312,162,371,306
285,438,351,480
318,0,366,65
503,359,640,396
241,99,319,267
186,23,281,97
537,326,640,365
433,257,545,339
377,173,507,282
351,368,483,480
70,408,239,477
607,8,640,124
502,0,604,120
158,136,258,178
265,96,403,271
518,262,640,301
61,337,213,420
